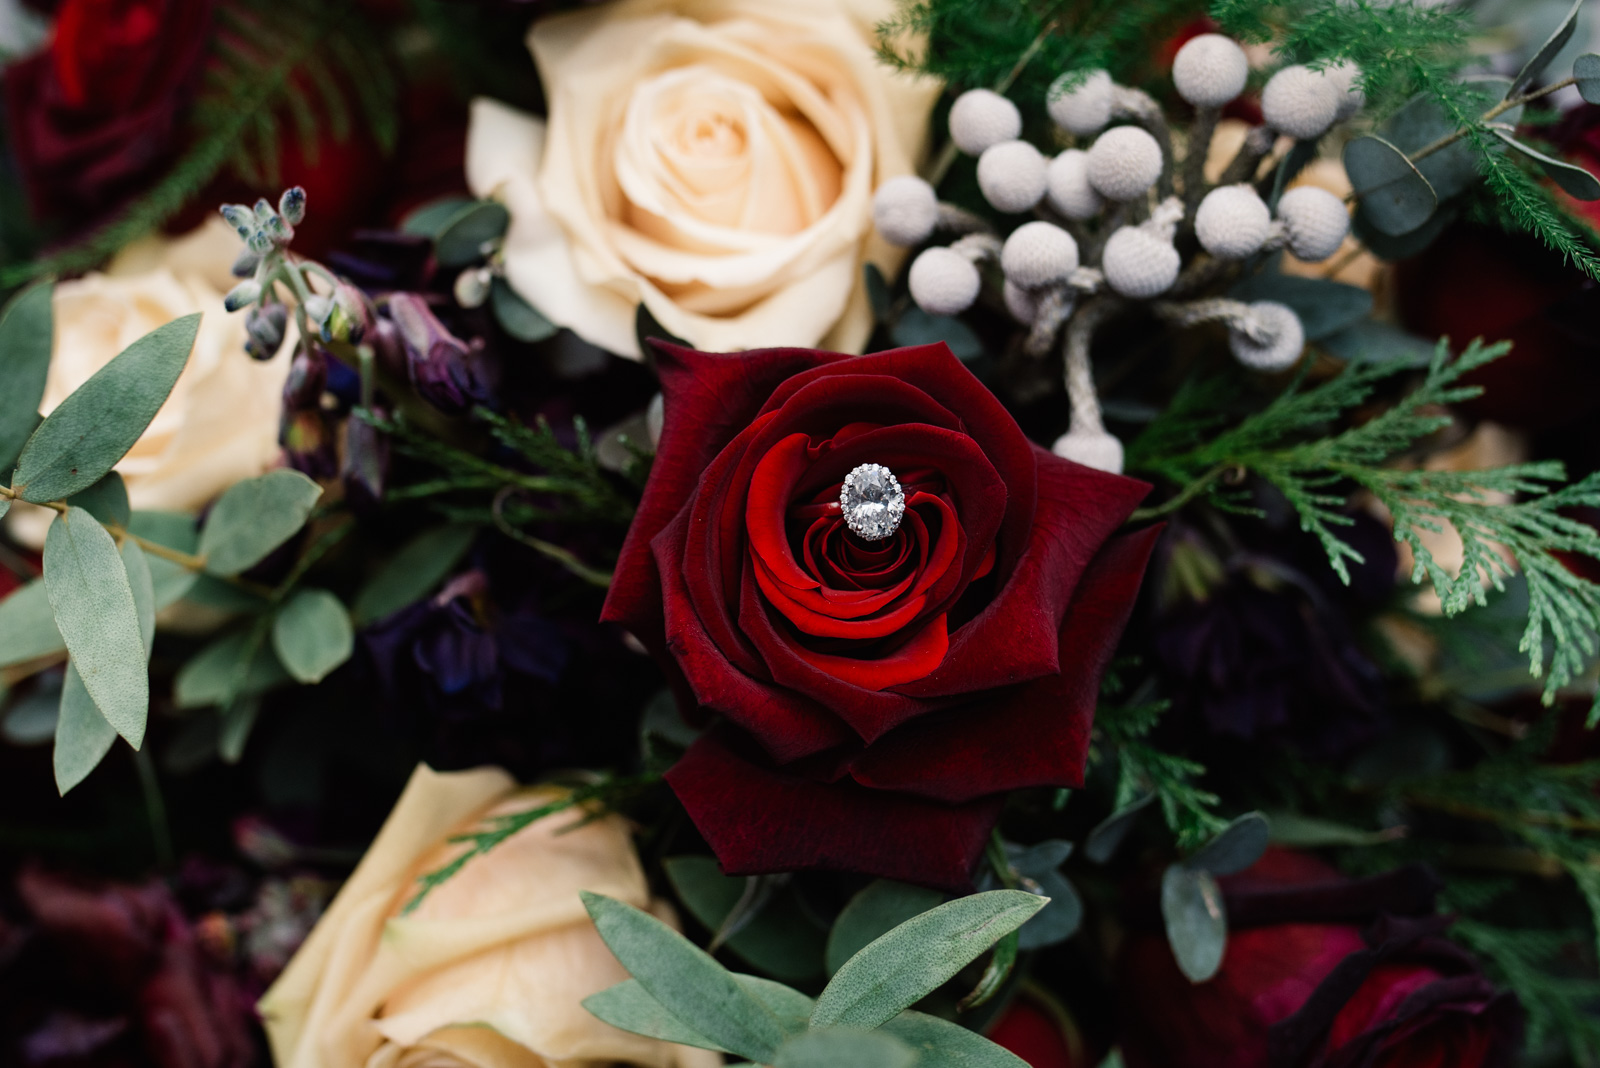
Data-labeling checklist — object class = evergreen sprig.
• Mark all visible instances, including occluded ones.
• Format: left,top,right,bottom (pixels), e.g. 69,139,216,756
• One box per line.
1097,698,1229,849
1133,340,1600,714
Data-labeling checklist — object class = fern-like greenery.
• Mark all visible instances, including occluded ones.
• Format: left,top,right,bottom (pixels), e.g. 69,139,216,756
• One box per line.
1,0,397,287
1131,340,1600,716
1096,696,1229,850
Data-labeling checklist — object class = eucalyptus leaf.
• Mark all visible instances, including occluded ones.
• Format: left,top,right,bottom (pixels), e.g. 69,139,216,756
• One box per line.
580,890,788,1064
125,511,201,608
881,1011,1030,1068
175,630,291,709
53,663,117,796
1007,839,1073,877
122,540,155,662
1016,871,1082,951
219,696,262,764
351,522,478,625
0,579,65,669
400,197,474,238
1161,864,1227,983
1085,794,1155,864
13,314,200,503
664,856,824,982
3,677,60,746
1512,0,1584,96
1577,53,1600,105
1343,136,1438,237
1351,201,1457,262
198,469,321,576
891,309,983,362
435,201,511,267
1188,812,1270,876
1492,129,1600,200
271,589,353,684
492,279,558,343
43,508,147,748
0,279,54,472
66,472,130,529
825,880,946,976
773,1029,917,1068
811,890,1046,1031
1378,83,1512,202
0,497,8,520
1229,274,1372,341
1318,321,1437,368
1267,812,1397,847
583,980,729,1052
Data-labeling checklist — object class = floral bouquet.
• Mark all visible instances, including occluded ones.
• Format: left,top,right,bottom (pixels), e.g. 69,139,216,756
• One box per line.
6,0,1600,1065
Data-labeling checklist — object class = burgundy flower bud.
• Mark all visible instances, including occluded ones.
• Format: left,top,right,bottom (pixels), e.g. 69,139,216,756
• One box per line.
368,316,407,380
280,409,338,479
387,292,494,413
342,413,390,507
244,303,288,361
281,347,328,411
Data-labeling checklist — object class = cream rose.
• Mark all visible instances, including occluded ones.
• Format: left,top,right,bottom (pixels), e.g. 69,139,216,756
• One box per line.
8,218,289,545
259,764,720,1068
465,0,938,358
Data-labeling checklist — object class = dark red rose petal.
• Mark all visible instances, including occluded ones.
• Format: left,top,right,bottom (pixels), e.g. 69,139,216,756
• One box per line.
666,732,1002,891
850,524,1162,801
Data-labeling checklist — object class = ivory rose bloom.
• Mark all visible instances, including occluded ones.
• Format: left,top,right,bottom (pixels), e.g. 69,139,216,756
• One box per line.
10,218,288,546
259,764,719,1068
465,0,937,358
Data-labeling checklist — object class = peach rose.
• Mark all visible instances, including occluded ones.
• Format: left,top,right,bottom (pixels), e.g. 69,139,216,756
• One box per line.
259,764,720,1068
465,0,938,358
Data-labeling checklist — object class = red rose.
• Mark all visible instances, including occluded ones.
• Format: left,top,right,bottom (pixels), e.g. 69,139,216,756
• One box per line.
1116,851,1522,1068
603,341,1157,889
3,0,214,219
988,991,1090,1068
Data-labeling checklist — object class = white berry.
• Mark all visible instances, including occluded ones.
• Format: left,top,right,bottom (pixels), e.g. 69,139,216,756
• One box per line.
1262,65,1341,140
949,89,1022,156
1001,221,1079,289
1048,69,1114,136
872,176,940,247
978,140,1048,213
1230,301,1305,371
1195,184,1271,260
1277,185,1350,262
909,247,981,316
1172,34,1249,108
1101,227,1180,298
1046,149,1104,219
1086,126,1163,201
1052,427,1125,474
1324,61,1365,121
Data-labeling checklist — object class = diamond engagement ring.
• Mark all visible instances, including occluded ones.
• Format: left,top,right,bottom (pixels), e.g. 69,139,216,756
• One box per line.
840,463,906,541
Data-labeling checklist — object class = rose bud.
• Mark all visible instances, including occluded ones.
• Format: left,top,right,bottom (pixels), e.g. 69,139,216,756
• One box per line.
245,302,289,361
1116,850,1522,1068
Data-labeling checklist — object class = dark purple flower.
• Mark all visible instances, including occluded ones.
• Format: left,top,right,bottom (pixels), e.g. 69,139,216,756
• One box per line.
280,410,338,480
342,415,390,508
387,293,497,413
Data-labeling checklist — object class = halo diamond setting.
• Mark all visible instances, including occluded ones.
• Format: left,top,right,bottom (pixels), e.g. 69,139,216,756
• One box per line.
840,463,906,541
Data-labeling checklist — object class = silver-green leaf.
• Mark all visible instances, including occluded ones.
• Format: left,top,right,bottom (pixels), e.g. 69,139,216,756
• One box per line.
1344,136,1438,237
580,890,788,1064
13,314,200,503
0,279,54,472
435,201,511,267
881,1011,1031,1068
825,880,946,977
66,472,131,529
1512,0,1584,96
198,469,321,576
1188,812,1270,877
53,663,117,796
43,508,147,747
1577,53,1600,105
1492,129,1600,200
1161,864,1227,983
351,522,478,625
271,588,353,684
174,629,291,709
492,279,558,343
773,1029,917,1068
583,980,729,1052
0,579,65,669
810,890,1046,1031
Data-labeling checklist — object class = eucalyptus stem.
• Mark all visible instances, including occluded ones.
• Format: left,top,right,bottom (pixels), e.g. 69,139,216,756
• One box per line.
1408,76,1577,166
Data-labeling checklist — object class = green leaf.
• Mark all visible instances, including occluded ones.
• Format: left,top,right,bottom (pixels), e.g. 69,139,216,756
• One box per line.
271,588,353,684
400,196,474,238
1344,136,1438,237
174,630,291,709
1266,812,1397,847
1160,864,1226,983
1228,275,1372,341
811,890,1046,1031
1015,871,1082,951
0,579,65,668
881,1011,1030,1068
0,280,54,472
825,880,946,976
122,539,156,663
2,678,59,746
1085,795,1154,864
1188,812,1270,876
219,695,262,764
351,522,478,625
125,511,200,608
1378,81,1516,203
198,469,321,576
0,497,8,520
66,472,130,529
492,279,558,343
12,314,200,503
1576,53,1600,105
663,857,825,982
891,309,983,362
1319,321,1437,368
773,1029,917,1068
43,508,147,747
583,980,730,1052
1512,0,1584,95
1492,129,1600,201
580,890,788,1064
53,663,117,796
435,201,510,267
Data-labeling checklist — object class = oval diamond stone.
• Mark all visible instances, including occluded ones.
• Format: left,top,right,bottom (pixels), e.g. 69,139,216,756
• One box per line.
840,463,905,541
